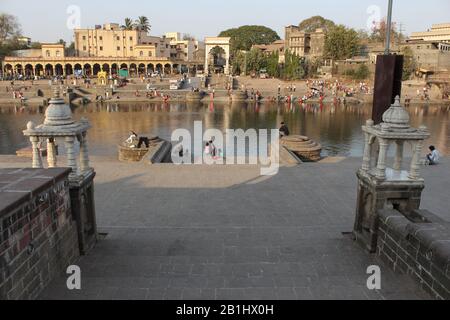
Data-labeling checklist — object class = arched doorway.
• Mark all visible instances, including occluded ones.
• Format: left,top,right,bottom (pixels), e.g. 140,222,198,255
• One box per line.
204,37,231,75
164,63,172,75
65,64,73,76
138,63,146,76
156,64,163,73
147,64,154,74
45,64,54,76
35,64,43,77
83,64,92,76
102,63,110,74
129,63,137,77
14,64,23,75
55,64,63,76
25,64,34,77
4,64,13,76
93,63,101,76
207,46,227,74
74,64,82,77
119,63,128,78
111,63,118,75
172,64,180,74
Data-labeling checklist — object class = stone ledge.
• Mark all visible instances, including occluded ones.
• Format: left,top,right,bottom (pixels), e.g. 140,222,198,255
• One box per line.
377,208,450,299
0,168,71,218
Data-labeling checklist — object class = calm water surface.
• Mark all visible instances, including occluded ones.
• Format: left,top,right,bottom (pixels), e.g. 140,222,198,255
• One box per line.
0,102,449,157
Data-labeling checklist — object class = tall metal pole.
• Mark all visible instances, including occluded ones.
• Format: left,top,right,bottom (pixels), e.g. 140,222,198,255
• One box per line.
385,0,394,54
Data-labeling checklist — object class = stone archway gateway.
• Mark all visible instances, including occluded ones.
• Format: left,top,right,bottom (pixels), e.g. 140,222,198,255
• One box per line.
204,37,231,75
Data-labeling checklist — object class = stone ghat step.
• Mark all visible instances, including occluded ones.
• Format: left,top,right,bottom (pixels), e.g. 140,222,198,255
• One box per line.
280,135,322,162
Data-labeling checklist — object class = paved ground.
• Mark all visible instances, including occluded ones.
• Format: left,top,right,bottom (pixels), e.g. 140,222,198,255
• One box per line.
2,155,448,300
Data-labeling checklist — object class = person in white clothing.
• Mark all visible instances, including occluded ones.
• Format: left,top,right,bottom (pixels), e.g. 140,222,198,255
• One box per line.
426,146,440,165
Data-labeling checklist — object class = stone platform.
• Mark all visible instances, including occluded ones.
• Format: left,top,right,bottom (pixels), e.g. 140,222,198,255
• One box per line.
1,155,447,300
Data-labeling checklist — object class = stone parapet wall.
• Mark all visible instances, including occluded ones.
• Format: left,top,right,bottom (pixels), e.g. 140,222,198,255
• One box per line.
377,209,450,300
0,168,79,300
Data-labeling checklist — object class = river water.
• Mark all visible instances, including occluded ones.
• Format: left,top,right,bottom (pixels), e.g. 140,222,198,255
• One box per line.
0,101,449,157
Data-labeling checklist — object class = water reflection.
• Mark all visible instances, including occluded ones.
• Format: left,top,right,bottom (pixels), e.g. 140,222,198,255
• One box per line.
0,101,449,157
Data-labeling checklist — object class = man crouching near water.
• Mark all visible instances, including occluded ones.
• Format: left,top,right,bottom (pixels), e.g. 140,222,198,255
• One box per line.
426,145,440,165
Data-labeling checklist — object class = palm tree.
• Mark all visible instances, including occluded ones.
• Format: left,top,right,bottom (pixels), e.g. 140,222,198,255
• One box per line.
135,16,151,33
121,18,134,31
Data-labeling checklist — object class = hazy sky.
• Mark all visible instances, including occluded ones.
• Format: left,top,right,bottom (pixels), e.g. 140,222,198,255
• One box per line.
2,0,449,43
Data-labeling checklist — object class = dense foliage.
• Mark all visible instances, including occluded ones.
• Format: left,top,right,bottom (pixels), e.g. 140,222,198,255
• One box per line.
218,25,280,52
232,48,307,80
324,25,360,60
298,16,335,32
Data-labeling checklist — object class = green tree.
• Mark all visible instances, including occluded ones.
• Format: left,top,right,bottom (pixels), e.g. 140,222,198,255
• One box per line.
283,50,306,80
121,17,135,30
401,46,417,80
354,64,370,79
30,42,41,49
298,16,335,32
324,25,359,60
135,16,151,32
218,25,280,52
0,13,21,45
266,52,280,78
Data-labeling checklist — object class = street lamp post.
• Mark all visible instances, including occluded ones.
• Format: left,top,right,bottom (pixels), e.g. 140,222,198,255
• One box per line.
385,0,394,54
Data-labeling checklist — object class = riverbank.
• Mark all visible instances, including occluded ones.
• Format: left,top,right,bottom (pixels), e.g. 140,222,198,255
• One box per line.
2,155,448,299
1,77,448,107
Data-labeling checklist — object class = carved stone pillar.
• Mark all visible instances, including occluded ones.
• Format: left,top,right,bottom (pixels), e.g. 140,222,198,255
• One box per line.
47,137,57,168
409,141,423,179
376,139,389,180
65,136,77,177
30,136,43,169
393,140,404,171
362,133,372,172
79,132,90,173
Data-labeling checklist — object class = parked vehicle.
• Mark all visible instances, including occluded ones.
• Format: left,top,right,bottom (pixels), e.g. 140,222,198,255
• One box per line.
259,69,269,79
169,79,182,90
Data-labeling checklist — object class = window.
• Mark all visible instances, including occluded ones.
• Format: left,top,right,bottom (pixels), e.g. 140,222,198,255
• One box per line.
83,46,86,51
56,51,60,57
117,46,120,51
100,46,103,51
116,36,120,41
148,51,152,57
130,46,133,51
99,36,103,41
82,36,86,40
130,36,133,41
46,50,50,57
140,51,144,57
166,44,169,48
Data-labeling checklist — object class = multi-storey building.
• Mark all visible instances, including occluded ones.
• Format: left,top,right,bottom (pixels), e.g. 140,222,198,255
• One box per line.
409,23,450,43
2,23,206,78
284,26,326,58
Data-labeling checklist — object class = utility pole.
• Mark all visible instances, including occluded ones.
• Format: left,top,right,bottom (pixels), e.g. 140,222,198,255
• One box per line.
384,0,394,54
372,0,404,124
398,23,405,47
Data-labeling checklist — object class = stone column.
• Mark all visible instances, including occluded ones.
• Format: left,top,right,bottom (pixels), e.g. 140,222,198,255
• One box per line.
47,137,57,168
376,139,389,180
65,136,78,177
362,133,372,172
79,132,90,173
393,140,404,171
30,136,43,169
409,141,423,179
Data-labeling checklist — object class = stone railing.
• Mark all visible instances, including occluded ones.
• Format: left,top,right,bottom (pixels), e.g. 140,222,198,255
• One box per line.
0,168,79,300
377,209,450,300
